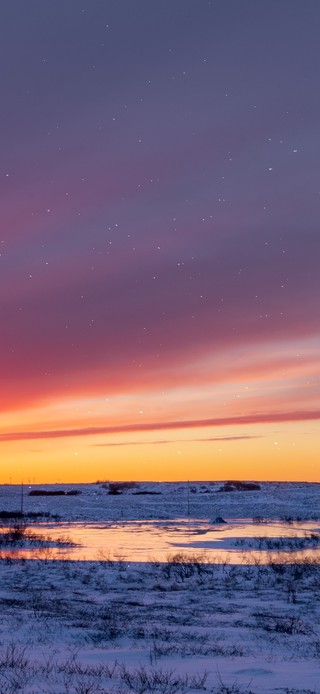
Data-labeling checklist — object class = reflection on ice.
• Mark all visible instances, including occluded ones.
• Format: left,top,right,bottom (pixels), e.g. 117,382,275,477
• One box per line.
1,518,320,563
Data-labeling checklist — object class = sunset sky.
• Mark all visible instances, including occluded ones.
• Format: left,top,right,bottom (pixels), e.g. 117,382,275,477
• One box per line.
1,1,320,483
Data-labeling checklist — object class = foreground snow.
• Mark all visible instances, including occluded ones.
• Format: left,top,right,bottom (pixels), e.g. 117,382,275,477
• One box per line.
0,554,319,693
0,482,319,693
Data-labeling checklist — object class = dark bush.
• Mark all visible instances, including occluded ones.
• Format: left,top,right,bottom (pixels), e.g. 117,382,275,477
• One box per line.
29,490,65,496
219,481,261,492
108,481,138,494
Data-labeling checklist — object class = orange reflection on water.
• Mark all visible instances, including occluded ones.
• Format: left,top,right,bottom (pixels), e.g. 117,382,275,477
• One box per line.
1,519,319,563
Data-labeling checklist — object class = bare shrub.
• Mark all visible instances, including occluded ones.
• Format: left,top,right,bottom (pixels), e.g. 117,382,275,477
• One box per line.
214,670,253,693
189,670,209,690
0,643,29,670
118,663,189,694
89,604,129,643
255,612,313,635
163,552,208,582
98,549,116,566
0,521,28,546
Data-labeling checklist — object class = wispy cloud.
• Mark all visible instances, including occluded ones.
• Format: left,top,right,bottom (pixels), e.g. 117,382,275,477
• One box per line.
1,410,319,443
93,435,261,447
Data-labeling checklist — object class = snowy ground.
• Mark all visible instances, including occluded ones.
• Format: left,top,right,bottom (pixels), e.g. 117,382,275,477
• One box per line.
0,482,319,693
1,481,319,523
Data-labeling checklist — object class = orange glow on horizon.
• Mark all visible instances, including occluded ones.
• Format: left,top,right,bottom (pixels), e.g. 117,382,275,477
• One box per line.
1,341,320,484
1,404,319,484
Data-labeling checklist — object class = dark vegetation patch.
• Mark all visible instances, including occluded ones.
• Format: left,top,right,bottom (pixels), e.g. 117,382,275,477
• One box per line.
108,482,138,495
133,491,162,495
29,489,82,496
219,481,261,492
0,511,54,519
29,490,66,496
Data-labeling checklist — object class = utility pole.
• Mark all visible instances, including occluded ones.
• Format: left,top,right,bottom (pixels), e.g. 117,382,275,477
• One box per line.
187,480,190,538
20,482,24,516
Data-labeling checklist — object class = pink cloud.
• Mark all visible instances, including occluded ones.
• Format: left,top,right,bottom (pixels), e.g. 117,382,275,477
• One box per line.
1,409,320,443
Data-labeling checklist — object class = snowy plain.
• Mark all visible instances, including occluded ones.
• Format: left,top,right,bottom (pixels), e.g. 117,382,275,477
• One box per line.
0,481,319,694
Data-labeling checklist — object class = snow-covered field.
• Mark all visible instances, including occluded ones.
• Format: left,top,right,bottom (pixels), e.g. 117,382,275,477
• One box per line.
1,480,319,523
0,482,319,693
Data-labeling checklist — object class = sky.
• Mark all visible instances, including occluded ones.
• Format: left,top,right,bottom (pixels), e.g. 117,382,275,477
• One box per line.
1,0,320,483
